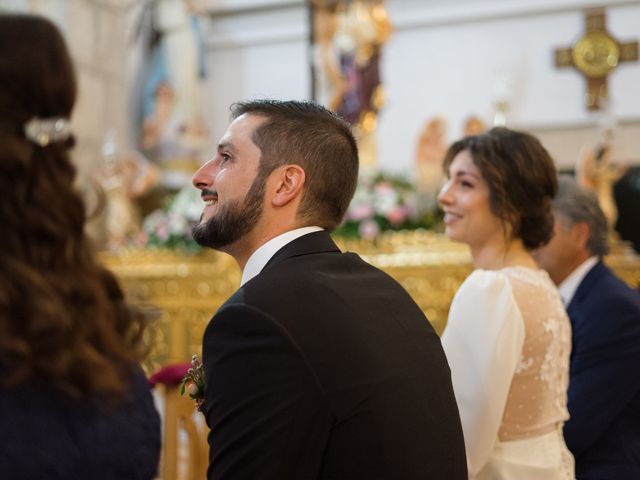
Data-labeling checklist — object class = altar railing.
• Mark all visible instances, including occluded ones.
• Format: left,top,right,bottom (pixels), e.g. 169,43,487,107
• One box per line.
101,231,640,373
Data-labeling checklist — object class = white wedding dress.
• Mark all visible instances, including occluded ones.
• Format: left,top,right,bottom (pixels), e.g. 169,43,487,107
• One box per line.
442,267,575,479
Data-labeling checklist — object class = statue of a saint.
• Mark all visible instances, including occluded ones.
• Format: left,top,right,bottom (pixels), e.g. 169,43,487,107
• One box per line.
576,130,624,229
312,0,346,112
415,117,448,212
312,0,391,172
131,0,209,213
95,131,159,251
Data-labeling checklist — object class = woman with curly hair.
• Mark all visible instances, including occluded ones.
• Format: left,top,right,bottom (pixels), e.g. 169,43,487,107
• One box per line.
438,128,574,479
0,14,160,478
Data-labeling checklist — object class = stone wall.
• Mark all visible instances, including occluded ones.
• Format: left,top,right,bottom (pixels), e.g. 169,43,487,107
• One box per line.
2,0,132,180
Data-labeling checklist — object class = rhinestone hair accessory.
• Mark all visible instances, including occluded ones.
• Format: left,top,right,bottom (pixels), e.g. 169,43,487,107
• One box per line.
24,117,73,147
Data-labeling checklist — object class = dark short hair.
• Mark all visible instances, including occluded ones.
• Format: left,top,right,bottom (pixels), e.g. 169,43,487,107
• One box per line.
443,127,558,250
553,176,610,256
230,99,359,230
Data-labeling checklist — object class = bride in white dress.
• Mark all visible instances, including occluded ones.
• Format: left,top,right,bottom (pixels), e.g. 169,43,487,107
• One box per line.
438,127,575,479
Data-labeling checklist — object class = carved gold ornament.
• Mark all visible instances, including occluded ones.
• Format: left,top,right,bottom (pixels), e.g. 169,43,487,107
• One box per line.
572,32,620,78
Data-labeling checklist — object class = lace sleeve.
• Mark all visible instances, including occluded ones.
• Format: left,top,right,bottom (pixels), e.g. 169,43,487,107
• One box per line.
442,270,525,476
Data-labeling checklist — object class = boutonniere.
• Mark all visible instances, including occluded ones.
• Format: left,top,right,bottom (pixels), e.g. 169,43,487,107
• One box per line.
180,354,205,412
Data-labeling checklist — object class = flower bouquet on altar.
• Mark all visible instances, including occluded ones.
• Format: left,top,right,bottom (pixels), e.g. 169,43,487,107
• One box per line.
334,171,441,239
140,185,202,250
139,171,441,247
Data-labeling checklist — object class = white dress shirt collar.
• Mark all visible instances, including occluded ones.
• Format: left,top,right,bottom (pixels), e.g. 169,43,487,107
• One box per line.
558,256,599,307
240,226,324,286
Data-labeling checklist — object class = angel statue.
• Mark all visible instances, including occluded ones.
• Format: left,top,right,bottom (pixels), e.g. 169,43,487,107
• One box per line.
415,117,448,213
576,129,625,229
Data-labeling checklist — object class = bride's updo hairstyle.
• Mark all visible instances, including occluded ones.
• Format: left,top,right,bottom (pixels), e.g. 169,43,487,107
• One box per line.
443,127,558,250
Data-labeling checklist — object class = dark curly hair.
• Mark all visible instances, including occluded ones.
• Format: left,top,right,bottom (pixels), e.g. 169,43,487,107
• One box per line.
443,127,558,250
0,14,148,399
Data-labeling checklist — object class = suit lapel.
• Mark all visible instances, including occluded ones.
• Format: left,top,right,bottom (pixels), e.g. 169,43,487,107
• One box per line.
262,230,341,273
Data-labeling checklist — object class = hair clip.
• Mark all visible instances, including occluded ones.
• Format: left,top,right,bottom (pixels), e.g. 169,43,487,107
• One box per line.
24,117,73,147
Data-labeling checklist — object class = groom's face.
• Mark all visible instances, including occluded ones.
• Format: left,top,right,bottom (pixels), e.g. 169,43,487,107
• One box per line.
191,114,267,250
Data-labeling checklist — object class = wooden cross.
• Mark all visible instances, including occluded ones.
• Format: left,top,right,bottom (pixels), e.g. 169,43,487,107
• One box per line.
555,8,638,110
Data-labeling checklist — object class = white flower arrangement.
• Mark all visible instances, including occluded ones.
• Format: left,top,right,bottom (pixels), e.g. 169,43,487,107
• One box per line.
336,172,440,239
139,172,441,248
141,186,202,250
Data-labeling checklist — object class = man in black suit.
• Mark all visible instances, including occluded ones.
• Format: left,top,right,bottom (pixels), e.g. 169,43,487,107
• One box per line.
191,100,467,479
534,177,640,480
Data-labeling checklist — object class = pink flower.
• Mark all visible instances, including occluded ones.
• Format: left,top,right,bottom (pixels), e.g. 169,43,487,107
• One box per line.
359,219,380,240
156,223,170,241
374,181,394,195
387,206,407,225
349,204,374,221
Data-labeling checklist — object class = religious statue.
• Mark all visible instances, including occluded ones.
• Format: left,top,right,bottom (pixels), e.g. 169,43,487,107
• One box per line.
141,81,208,192
576,129,624,229
312,0,391,172
462,115,487,136
311,0,346,112
95,131,159,251
131,0,210,213
415,117,448,212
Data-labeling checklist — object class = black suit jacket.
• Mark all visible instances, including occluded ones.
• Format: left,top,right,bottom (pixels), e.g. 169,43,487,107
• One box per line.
202,231,467,479
564,261,640,479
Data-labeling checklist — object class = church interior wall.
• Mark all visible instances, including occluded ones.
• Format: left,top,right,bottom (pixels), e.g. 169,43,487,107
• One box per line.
1,0,132,183
4,0,640,179
202,1,309,148
205,0,640,176
380,0,640,172
203,40,309,148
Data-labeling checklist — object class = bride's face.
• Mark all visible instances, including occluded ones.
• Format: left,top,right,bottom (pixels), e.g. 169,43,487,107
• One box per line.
438,149,505,249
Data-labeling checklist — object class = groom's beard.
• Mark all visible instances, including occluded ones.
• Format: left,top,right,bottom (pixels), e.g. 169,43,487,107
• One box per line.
191,176,265,250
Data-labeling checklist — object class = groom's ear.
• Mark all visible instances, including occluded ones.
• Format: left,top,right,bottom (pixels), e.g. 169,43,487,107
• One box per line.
271,164,305,207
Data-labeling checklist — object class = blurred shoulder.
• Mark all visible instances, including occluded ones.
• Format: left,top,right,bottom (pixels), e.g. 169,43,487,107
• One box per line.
458,268,511,294
580,263,640,314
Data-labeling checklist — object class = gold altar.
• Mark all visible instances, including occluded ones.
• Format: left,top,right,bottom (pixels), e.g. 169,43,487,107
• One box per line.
101,232,640,373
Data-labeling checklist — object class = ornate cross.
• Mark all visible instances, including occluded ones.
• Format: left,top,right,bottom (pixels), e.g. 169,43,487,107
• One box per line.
555,8,638,110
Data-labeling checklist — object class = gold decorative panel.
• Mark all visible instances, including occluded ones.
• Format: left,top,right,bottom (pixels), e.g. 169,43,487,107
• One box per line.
101,232,639,372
